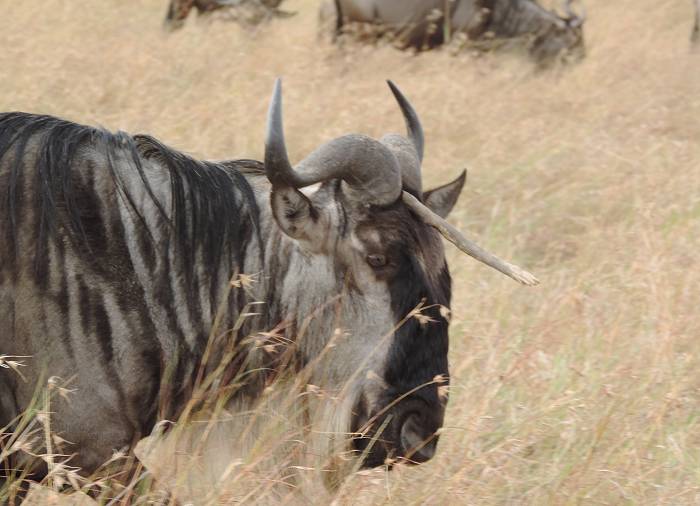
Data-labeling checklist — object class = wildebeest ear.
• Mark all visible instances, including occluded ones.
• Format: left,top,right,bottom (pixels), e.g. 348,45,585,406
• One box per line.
270,186,320,243
423,170,467,219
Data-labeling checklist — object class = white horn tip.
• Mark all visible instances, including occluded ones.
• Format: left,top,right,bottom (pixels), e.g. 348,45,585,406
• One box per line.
507,264,540,286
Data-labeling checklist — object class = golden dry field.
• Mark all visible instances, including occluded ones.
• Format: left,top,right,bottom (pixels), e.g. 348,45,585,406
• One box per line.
1,0,700,504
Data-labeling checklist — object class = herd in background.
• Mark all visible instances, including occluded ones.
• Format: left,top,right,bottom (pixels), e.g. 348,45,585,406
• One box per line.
320,0,585,65
165,0,700,65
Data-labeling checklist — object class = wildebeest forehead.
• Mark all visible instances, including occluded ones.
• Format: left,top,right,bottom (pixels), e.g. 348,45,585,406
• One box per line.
356,205,447,280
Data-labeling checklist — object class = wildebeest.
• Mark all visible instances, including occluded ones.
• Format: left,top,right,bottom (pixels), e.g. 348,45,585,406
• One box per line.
693,0,700,43
164,0,291,31
321,0,585,64
0,81,537,485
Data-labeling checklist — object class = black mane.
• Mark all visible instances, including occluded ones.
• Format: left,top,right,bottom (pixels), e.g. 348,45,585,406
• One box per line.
0,112,262,282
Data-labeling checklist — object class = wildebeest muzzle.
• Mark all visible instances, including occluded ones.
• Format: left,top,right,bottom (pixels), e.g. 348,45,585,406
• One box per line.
352,391,445,467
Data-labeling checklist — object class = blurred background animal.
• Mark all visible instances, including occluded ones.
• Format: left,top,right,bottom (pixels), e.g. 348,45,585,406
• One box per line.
320,0,585,65
164,0,292,31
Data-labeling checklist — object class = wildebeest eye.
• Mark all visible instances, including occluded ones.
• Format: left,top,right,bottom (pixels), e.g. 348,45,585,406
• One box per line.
366,254,387,268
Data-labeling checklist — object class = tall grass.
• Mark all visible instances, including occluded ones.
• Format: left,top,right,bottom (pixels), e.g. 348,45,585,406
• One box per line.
1,0,699,503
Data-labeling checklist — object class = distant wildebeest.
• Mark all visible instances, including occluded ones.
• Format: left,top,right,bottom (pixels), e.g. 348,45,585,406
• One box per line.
321,0,586,64
0,81,537,483
693,0,700,43
164,0,292,31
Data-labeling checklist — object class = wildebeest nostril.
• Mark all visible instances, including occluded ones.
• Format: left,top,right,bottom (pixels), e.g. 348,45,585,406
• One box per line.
399,413,438,463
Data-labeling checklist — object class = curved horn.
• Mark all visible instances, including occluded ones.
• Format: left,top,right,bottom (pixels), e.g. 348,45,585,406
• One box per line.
265,78,295,187
265,79,402,206
294,135,402,206
385,81,424,195
387,81,424,163
402,191,539,286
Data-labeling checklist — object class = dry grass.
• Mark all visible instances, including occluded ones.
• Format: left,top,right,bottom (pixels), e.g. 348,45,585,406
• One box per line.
2,0,700,504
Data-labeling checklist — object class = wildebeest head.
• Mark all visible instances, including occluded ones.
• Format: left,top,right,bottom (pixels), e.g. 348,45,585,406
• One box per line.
530,0,586,65
263,80,537,472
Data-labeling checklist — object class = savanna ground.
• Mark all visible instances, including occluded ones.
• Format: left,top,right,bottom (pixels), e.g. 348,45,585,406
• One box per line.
1,0,700,504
